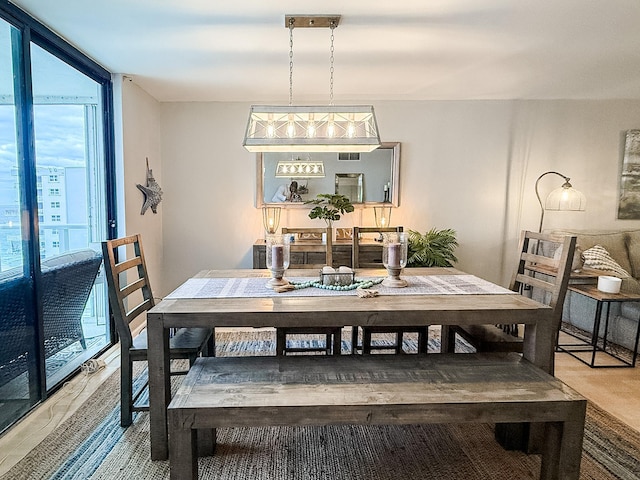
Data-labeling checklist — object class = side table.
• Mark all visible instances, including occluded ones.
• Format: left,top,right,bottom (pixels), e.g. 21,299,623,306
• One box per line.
558,284,640,368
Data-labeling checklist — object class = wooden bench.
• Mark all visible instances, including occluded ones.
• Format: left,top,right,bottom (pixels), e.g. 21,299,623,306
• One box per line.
168,354,586,480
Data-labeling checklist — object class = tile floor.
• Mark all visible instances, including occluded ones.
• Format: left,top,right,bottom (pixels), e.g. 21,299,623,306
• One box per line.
0,337,637,477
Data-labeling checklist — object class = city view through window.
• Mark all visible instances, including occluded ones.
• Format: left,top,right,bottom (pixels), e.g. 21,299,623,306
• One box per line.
1,19,112,431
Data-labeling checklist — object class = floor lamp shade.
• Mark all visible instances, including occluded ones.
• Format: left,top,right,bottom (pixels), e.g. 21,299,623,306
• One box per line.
535,171,586,232
545,184,587,212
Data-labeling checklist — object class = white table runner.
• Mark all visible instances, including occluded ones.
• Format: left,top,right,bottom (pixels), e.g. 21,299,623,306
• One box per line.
165,275,512,299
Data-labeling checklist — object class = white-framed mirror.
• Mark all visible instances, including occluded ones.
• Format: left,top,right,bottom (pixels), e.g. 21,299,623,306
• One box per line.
256,142,400,208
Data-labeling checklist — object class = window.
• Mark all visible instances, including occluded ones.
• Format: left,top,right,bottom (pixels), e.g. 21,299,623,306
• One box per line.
1,1,116,435
338,152,361,161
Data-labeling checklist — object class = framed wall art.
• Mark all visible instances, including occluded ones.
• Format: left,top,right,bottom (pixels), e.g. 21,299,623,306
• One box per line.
618,130,640,219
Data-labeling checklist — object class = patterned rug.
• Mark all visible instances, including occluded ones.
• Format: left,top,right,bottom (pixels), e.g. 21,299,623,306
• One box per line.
2,330,640,480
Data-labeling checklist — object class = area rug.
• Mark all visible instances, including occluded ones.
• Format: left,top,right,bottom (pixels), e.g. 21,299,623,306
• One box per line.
2,330,640,480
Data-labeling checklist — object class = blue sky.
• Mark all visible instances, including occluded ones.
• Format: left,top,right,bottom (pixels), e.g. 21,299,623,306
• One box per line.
0,104,85,205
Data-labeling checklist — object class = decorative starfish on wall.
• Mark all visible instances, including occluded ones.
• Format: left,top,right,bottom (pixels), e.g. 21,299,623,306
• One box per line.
137,157,163,215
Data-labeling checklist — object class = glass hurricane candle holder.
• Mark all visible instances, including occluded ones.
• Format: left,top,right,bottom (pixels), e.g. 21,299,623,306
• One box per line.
382,231,408,287
265,233,290,289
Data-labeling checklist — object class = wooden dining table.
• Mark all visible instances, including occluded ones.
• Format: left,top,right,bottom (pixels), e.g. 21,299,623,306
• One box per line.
147,267,553,461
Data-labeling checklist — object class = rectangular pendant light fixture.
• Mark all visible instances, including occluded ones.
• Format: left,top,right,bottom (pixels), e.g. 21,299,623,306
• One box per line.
242,15,381,153
244,105,380,153
275,159,325,178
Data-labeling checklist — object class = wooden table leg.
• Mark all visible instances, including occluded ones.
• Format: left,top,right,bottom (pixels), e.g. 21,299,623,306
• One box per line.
148,314,171,460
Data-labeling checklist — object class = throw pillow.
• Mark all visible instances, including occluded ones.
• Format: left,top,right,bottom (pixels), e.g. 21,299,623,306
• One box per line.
581,245,631,278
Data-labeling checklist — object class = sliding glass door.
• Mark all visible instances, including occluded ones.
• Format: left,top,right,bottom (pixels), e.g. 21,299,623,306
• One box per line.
0,4,116,434
0,18,39,432
30,43,111,390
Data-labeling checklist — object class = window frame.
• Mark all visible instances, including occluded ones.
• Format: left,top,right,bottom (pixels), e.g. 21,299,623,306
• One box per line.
0,1,118,404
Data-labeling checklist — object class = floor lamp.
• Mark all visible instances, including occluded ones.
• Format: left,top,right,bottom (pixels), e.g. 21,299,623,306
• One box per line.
535,171,586,232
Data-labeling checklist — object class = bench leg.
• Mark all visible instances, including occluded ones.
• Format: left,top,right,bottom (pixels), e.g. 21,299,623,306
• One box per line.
417,327,428,354
276,329,285,356
351,326,359,354
440,325,456,353
363,328,372,355
197,428,216,457
170,423,198,480
332,330,342,355
495,422,545,454
540,416,585,480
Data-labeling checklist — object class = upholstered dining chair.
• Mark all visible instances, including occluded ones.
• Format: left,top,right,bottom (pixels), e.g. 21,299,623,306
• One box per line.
102,234,214,427
276,227,342,355
441,230,576,373
350,226,428,354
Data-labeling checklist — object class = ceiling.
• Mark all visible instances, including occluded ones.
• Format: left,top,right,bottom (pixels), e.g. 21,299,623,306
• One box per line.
9,0,640,103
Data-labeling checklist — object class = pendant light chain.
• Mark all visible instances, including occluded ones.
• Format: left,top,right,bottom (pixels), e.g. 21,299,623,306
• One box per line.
329,20,336,106
289,19,295,107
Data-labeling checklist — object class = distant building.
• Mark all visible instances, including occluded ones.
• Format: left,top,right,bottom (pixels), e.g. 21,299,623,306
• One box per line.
0,166,87,271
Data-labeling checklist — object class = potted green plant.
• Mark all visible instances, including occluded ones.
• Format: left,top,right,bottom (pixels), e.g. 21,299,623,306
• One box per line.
407,228,459,267
305,193,354,228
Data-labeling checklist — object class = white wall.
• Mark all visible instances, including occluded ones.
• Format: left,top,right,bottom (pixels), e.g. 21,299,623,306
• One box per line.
118,91,640,293
120,79,165,294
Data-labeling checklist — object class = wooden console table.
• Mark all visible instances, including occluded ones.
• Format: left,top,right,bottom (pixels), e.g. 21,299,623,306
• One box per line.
253,238,383,269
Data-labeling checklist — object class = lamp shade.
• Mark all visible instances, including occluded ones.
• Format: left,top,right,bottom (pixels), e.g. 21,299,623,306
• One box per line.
535,171,586,232
243,105,381,153
545,184,587,211
262,206,281,234
374,206,392,229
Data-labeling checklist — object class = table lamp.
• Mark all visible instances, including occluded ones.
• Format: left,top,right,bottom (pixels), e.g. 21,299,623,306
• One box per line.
262,206,281,235
373,206,392,241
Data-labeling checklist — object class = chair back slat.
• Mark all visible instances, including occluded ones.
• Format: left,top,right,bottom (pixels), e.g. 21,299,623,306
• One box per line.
509,230,577,328
125,299,154,325
114,256,143,275
352,226,403,268
120,277,149,304
521,252,557,269
513,272,555,293
282,227,332,269
102,234,155,349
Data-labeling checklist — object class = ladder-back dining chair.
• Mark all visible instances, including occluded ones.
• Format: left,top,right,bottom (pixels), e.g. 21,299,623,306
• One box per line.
351,226,427,354
441,230,576,374
276,227,342,355
102,234,214,426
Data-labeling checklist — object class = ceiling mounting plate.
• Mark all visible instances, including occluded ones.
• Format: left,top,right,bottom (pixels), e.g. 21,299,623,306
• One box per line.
284,15,341,29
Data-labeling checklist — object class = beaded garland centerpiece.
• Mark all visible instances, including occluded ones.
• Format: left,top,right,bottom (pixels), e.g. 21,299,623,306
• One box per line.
273,275,383,293
289,277,384,291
